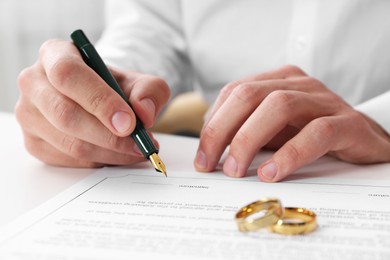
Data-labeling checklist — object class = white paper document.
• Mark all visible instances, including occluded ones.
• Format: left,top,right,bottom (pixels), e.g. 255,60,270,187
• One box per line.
1,162,390,259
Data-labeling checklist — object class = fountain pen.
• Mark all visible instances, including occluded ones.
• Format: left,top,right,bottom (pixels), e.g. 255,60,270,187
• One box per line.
71,29,167,176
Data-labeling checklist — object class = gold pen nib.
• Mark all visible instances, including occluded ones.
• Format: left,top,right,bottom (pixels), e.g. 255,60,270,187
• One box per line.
149,153,167,177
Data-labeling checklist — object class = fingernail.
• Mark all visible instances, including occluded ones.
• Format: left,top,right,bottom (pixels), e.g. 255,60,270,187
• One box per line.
261,161,278,179
195,150,207,170
112,111,132,134
224,155,238,177
140,98,156,120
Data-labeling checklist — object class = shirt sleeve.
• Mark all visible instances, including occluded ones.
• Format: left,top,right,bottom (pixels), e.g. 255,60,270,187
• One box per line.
355,90,390,134
96,0,192,98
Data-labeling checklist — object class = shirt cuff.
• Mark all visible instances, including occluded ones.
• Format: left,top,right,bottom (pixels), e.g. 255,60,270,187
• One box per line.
355,91,390,134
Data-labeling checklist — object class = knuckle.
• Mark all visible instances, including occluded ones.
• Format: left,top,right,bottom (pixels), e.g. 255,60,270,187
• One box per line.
23,135,41,157
104,131,122,150
143,76,171,103
348,110,366,125
52,97,77,131
201,124,220,145
299,76,326,92
39,39,62,52
147,76,169,90
47,55,79,88
14,99,29,127
339,111,367,137
266,90,291,104
310,118,337,140
158,82,171,103
38,39,57,58
282,64,305,75
62,136,88,159
17,66,35,93
231,83,257,102
199,123,226,166
233,130,251,148
281,142,302,166
264,90,293,115
219,81,239,99
87,92,109,114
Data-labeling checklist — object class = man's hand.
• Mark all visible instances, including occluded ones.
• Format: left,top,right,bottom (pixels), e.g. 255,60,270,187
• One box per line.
194,65,390,182
15,39,170,167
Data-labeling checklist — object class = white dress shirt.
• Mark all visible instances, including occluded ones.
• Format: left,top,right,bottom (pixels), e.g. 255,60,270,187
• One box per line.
96,0,390,132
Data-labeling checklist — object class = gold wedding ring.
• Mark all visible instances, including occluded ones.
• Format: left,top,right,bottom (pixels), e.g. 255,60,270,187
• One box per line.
235,198,284,232
267,207,317,235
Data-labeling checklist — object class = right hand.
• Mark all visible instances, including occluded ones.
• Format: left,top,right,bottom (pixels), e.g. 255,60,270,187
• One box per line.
15,39,170,167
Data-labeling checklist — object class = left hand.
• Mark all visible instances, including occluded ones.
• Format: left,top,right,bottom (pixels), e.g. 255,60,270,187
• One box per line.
194,65,390,182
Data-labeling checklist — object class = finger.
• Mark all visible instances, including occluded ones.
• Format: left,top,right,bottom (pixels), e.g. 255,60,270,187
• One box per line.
16,90,146,164
39,39,137,137
23,121,145,166
195,82,267,172
258,116,341,182
205,65,308,123
24,134,103,168
20,68,140,157
126,75,170,129
260,112,390,182
223,90,334,178
24,132,145,167
195,80,320,173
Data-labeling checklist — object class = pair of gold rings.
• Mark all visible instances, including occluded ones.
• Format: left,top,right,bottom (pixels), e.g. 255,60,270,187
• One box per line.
235,198,317,235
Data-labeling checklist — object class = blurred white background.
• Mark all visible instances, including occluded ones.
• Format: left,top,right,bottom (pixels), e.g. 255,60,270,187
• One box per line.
0,0,105,112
